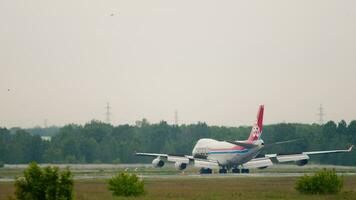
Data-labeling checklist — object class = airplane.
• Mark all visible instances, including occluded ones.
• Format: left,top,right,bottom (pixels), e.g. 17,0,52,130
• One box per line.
136,105,353,174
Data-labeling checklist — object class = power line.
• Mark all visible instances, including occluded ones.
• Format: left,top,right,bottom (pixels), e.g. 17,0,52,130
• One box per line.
105,102,111,124
317,104,325,125
174,110,179,125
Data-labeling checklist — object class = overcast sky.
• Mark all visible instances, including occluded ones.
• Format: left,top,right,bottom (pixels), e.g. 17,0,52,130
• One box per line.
1,0,356,128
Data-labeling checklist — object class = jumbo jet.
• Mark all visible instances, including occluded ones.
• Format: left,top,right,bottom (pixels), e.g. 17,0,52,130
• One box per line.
136,105,353,174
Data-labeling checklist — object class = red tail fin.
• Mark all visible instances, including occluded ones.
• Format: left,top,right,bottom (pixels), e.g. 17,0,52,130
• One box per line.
247,105,264,142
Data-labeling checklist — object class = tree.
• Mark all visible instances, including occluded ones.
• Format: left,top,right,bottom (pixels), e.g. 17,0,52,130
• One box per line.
337,120,348,135
108,173,145,197
323,121,337,137
295,169,343,194
14,162,73,200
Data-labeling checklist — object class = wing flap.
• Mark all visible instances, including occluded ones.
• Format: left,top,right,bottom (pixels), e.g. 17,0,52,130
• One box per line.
135,152,168,158
167,156,189,163
276,154,310,162
194,159,220,169
243,157,273,168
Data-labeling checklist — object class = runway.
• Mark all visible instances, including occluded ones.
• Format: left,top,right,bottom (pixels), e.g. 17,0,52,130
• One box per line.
1,164,356,182
73,172,356,180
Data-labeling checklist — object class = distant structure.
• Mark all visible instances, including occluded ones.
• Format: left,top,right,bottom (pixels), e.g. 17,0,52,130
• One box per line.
317,104,325,125
174,110,179,125
105,102,111,123
41,136,51,142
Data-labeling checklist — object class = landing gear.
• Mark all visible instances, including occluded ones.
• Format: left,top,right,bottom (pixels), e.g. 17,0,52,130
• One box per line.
219,168,227,174
241,168,250,173
232,168,240,173
200,168,212,174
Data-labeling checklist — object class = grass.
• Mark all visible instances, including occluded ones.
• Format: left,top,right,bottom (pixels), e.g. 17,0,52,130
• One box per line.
1,176,356,200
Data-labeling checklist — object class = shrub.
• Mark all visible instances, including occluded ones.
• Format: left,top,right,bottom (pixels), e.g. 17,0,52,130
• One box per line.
0,161,4,168
108,173,145,197
295,168,343,194
14,162,73,200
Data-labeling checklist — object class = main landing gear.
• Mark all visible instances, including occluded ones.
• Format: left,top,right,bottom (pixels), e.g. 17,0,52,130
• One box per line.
200,167,250,174
231,167,250,174
200,168,212,174
219,168,227,174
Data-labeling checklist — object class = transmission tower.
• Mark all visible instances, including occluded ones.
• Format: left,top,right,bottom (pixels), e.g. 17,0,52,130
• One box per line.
174,110,179,125
105,102,111,124
317,104,325,125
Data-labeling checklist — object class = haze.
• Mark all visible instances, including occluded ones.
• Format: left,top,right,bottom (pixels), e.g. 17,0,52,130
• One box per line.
1,0,356,128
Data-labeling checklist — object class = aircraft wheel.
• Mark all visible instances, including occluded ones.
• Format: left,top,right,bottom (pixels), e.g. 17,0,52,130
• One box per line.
200,168,212,174
241,168,250,173
219,168,227,174
232,168,240,173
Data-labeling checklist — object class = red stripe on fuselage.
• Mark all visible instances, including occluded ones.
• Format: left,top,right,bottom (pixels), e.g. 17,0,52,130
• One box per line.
208,145,246,151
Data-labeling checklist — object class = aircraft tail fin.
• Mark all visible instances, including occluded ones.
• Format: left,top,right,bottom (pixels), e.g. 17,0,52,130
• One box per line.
247,105,264,143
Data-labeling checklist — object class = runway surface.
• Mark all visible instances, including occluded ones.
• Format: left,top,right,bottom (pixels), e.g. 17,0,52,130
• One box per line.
3,172,356,182
76,172,356,180
1,164,356,182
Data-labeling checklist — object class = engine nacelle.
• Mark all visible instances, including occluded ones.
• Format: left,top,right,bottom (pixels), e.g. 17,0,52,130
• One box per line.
152,158,165,168
174,162,187,170
296,159,308,166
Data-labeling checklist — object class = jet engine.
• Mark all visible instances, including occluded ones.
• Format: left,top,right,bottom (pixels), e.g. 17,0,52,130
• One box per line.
296,159,308,166
174,162,187,170
152,157,165,168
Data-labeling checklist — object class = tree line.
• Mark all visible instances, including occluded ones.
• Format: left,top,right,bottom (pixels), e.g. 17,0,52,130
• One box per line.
0,119,355,165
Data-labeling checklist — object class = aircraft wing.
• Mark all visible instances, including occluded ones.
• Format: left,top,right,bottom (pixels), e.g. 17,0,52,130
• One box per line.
265,145,353,163
135,152,220,168
135,152,191,163
194,158,220,169
135,152,169,158
243,157,273,169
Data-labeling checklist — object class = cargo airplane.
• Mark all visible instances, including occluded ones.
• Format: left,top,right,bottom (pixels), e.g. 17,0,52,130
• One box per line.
136,105,353,174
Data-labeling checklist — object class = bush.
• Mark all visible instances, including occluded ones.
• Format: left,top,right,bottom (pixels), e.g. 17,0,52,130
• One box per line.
108,173,145,197
0,161,4,168
14,162,73,200
295,168,343,194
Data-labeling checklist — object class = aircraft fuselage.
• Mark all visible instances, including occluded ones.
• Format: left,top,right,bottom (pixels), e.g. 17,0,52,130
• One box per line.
192,138,263,167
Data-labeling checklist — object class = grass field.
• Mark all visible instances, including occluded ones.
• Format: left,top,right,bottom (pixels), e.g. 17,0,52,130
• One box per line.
1,176,356,200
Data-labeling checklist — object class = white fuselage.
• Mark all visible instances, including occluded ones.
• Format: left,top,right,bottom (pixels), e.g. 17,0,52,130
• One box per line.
192,138,263,167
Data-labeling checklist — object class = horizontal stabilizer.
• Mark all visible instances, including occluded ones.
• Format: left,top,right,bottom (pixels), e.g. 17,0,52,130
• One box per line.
227,141,258,149
264,139,300,148
243,157,273,169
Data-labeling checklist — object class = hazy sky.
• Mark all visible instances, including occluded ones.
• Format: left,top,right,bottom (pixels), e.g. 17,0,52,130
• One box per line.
1,0,356,128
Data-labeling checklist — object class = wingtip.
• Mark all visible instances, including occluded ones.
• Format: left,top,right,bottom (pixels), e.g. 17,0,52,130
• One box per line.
349,145,354,151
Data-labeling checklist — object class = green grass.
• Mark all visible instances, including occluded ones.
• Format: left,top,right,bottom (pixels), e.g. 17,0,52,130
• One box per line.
1,176,356,200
